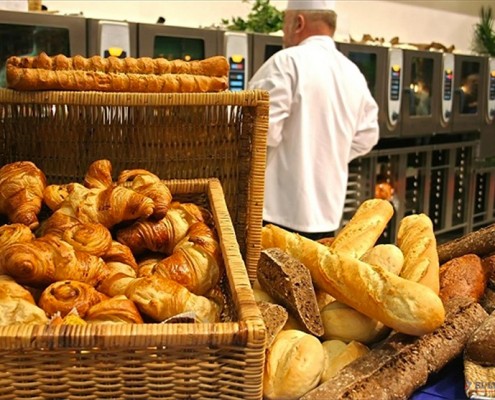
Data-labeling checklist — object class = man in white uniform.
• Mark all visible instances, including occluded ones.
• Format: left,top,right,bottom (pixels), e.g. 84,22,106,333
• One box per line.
248,0,379,240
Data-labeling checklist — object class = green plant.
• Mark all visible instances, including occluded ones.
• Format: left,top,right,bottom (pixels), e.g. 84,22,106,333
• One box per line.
221,0,284,33
473,6,495,56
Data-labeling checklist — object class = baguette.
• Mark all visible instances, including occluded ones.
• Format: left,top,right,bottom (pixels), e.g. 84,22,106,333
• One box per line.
329,199,394,259
397,214,439,293
262,224,445,336
6,52,229,93
302,297,488,400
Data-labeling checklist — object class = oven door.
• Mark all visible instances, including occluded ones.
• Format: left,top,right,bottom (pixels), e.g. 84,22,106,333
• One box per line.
250,33,283,79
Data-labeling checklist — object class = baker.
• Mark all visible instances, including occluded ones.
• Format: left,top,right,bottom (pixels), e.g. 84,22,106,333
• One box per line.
248,0,379,240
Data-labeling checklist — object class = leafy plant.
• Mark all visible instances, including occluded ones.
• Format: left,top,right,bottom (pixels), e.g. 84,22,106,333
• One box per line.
473,6,495,56
221,0,284,33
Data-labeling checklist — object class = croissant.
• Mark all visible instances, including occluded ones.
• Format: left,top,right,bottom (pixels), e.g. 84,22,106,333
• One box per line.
36,205,82,237
125,275,220,323
0,234,108,287
85,295,144,324
103,240,139,273
61,222,113,257
0,223,35,251
137,254,163,277
43,183,72,211
116,202,210,255
84,159,114,189
39,280,108,318
0,274,36,304
59,183,155,228
0,161,47,230
152,222,223,295
97,272,136,298
117,169,172,219
0,290,49,326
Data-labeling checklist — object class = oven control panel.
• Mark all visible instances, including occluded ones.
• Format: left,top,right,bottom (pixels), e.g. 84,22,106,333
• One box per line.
224,32,249,92
488,57,495,121
387,48,403,126
99,21,131,58
441,53,455,123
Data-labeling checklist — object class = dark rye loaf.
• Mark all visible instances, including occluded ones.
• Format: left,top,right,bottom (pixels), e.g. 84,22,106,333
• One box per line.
301,297,488,400
257,248,324,337
256,301,288,348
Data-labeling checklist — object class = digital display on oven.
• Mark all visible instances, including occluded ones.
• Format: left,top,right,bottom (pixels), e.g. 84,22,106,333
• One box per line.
444,69,453,101
348,51,377,99
490,70,495,101
153,36,205,61
229,55,245,92
390,65,401,101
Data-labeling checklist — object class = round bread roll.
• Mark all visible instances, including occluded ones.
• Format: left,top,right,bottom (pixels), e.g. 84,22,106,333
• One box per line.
264,329,325,400
320,339,347,383
321,301,391,344
320,340,369,383
361,244,404,275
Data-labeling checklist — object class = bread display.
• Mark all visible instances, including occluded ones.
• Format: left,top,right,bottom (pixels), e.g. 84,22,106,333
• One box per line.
257,248,324,337
6,52,229,93
262,223,445,336
0,159,227,326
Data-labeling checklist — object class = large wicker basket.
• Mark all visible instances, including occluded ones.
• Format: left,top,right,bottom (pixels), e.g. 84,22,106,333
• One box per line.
0,178,266,400
0,89,268,281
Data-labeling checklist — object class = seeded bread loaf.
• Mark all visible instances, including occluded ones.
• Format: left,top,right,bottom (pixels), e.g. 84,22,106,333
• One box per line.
257,248,324,337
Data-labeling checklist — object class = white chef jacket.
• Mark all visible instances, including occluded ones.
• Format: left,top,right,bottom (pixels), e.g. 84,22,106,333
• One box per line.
248,35,379,233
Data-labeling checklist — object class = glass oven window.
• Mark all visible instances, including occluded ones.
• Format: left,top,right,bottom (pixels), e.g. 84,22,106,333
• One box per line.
153,36,205,61
264,44,282,62
410,57,433,117
0,23,70,88
348,51,377,99
459,61,480,115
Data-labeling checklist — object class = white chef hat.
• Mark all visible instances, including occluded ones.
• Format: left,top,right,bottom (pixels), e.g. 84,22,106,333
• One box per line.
286,0,336,11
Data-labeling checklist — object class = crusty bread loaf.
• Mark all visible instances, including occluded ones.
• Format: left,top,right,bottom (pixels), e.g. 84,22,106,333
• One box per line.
329,199,394,259
302,297,488,400
257,301,288,348
439,254,488,303
360,244,404,275
397,213,440,293
481,288,495,314
264,329,324,400
320,301,390,344
257,248,324,337
320,340,369,383
6,52,229,93
437,223,495,264
262,224,445,336
464,310,495,399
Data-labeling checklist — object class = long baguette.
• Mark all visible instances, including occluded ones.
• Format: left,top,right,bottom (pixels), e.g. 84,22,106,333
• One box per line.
329,199,394,259
6,67,228,93
397,213,440,294
7,52,229,77
262,224,445,336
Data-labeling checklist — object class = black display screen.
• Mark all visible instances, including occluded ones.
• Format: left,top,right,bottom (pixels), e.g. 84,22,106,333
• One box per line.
348,51,377,99
0,23,70,87
264,44,282,61
153,36,205,61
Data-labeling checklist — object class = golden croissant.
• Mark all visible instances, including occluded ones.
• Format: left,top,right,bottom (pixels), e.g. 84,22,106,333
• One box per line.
125,275,221,323
39,280,108,318
43,183,72,211
118,169,172,219
0,161,47,230
0,223,35,251
116,202,210,255
152,221,223,295
84,159,114,189
86,294,144,324
61,222,113,257
58,182,155,228
0,234,108,287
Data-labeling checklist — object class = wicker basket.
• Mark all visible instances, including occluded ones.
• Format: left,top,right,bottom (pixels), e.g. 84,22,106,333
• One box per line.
0,178,266,400
0,89,268,281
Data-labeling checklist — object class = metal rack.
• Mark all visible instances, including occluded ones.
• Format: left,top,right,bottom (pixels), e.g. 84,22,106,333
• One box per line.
342,139,479,244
